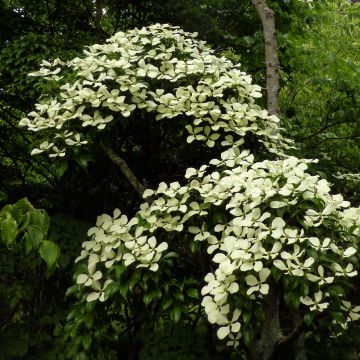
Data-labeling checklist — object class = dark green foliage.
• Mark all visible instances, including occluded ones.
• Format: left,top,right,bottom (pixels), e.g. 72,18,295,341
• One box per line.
138,323,227,360
0,199,89,359
0,199,56,359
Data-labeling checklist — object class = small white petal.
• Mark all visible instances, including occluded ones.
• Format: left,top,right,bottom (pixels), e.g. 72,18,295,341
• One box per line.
260,284,269,295
245,275,258,286
76,274,89,284
87,292,100,302
343,247,356,257
156,242,168,252
217,326,230,340
300,296,313,306
231,322,241,333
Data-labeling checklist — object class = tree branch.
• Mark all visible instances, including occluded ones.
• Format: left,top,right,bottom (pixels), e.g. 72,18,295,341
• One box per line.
101,143,145,197
277,319,306,350
310,134,360,149
275,312,326,357
251,0,280,116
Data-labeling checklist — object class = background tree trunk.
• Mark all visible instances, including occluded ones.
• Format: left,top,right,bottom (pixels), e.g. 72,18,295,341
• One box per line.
95,0,104,42
251,0,280,116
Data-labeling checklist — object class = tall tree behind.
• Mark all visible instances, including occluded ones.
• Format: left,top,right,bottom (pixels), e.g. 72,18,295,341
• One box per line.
251,0,280,116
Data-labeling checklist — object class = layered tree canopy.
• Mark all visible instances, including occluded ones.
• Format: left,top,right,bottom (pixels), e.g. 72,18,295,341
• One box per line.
20,24,286,157
18,24,360,358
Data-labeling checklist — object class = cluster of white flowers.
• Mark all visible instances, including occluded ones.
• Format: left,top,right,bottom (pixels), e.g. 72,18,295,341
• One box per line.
21,24,359,345
335,172,360,183
19,24,291,157
73,148,359,343
75,208,168,302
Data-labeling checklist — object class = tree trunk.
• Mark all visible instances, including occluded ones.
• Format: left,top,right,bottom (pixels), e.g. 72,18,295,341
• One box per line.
95,0,103,43
251,283,283,360
251,0,280,116
101,143,145,198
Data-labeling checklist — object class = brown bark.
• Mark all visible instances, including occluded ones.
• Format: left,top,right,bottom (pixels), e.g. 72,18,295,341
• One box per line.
101,144,145,197
251,0,280,116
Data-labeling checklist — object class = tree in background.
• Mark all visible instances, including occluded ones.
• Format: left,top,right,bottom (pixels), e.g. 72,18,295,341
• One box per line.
279,0,360,204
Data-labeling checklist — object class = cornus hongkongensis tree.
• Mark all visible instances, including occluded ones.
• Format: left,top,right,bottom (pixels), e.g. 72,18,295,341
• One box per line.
20,24,359,358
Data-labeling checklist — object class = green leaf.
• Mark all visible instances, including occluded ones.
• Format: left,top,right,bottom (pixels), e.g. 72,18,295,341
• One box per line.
162,252,179,259
161,296,173,310
1,204,14,215
104,283,120,298
330,311,345,323
319,254,336,263
18,212,31,230
4,199,33,224
119,284,128,298
143,289,162,305
186,288,199,299
30,209,49,230
272,269,282,282
84,314,94,329
243,311,251,325
39,240,60,268
306,248,318,261
115,264,126,280
140,279,148,291
53,160,68,179
292,295,301,309
82,334,92,350
150,272,159,284
65,285,80,297
26,225,44,249
304,313,313,327
13,198,33,214
143,292,153,306
22,232,34,255
302,282,309,297
189,241,198,253
327,285,345,297
243,329,253,347
173,289,184,302
1,217,18,248
129,269,141,290
169,305,182,323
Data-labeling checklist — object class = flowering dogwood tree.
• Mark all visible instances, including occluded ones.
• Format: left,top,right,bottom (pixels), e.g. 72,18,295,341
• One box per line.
20,24,359,359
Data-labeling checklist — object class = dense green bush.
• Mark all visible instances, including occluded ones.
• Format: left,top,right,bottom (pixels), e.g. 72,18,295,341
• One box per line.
0,199,58,358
